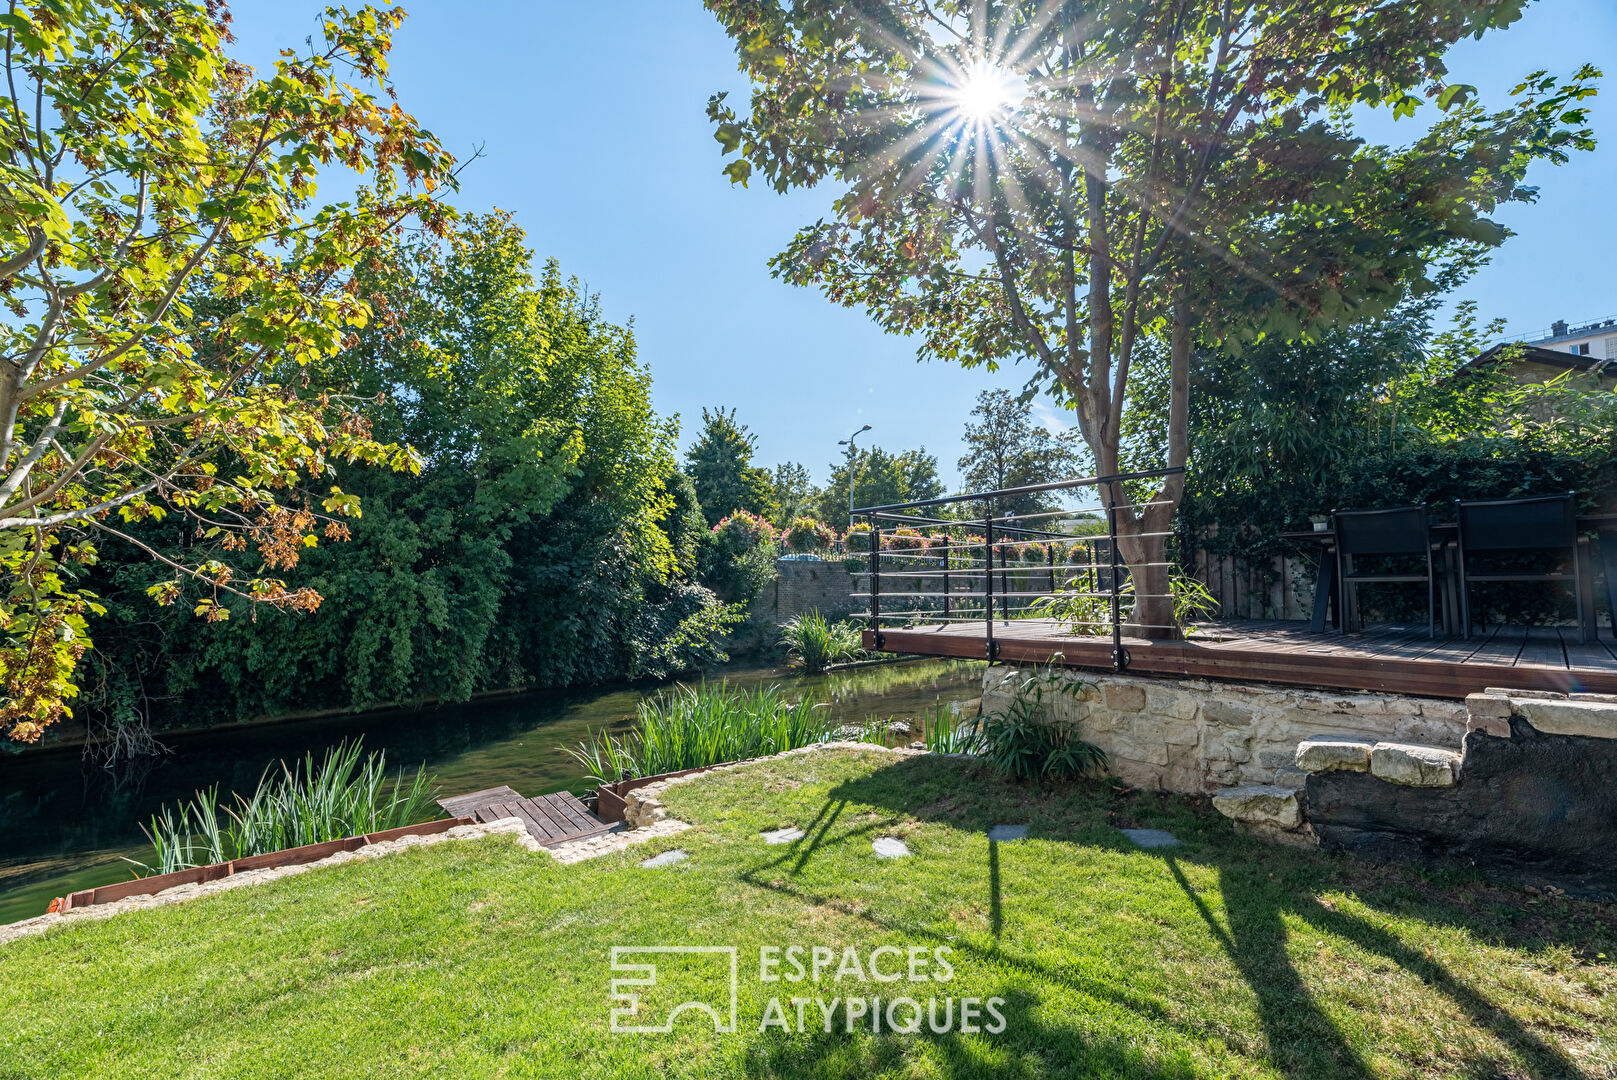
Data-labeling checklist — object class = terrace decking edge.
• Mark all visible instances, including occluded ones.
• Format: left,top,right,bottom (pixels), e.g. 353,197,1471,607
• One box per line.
864,619,1617,699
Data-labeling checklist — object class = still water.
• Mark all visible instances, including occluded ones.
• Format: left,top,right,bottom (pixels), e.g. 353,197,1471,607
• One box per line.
0,659,983,924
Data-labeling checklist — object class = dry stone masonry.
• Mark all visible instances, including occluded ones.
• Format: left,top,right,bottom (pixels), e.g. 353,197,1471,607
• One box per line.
979,665,1467,795
987,664,1617,896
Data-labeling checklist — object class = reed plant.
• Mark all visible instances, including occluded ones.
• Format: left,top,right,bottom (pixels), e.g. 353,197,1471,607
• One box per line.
779,609,865,674
134,740,438,875
565,682,834,784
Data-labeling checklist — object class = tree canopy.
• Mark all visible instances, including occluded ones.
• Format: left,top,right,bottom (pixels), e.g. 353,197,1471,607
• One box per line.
0,1,457,740
704,0,1598,633
684,406,777,527
70,212,738,740
814,445,942,527
958,389,1083,515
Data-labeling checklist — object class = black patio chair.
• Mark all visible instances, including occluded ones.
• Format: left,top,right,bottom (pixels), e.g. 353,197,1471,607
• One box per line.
1455,492,1590,642
1332,505,1437,637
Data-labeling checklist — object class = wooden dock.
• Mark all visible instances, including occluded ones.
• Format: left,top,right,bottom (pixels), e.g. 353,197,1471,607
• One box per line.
866,617,1617,699
437,786,619,848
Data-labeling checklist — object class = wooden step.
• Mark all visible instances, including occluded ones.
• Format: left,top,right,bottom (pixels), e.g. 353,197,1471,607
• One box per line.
437,785,619,848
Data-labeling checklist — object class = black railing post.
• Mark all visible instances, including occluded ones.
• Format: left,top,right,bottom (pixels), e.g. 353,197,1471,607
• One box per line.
1047,539,1056,596
868,517,883,648
983,506,997,660
1106,487,1126,671
941,529,951,619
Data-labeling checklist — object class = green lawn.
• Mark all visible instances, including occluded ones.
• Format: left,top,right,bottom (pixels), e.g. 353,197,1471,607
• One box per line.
3,747,1613,1079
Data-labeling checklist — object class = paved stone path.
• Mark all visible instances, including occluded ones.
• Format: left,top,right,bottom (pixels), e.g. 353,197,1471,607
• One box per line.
762,827,805,844
987,824,1029,842
639,849,689,868
1120,828,1181,849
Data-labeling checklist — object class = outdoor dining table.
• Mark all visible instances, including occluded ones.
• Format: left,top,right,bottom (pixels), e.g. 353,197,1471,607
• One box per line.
1282,512,1617,638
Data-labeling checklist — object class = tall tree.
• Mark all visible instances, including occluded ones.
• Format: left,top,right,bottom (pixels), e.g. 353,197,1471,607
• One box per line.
704,0,1597,635
0,1,456,741
769,461,820,528
959,389,1083,516
815,445,942,527
684,407,776,526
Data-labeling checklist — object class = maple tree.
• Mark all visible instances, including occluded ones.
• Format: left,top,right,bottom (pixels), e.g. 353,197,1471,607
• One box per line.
0,1,456,741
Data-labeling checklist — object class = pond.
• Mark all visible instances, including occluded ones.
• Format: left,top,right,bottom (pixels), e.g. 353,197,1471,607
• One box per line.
0,658,984,925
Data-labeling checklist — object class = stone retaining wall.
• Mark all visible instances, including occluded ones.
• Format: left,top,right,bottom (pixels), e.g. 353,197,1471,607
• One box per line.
1302,689,1617,898
980,665,1467,795
752,558,858,624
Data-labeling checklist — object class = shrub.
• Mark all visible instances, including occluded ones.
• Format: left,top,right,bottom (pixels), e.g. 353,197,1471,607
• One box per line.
977,665,1106,780
782,516,837,553
1019,541,1051,565
885,526,927,553
134,741,438,875
699,510,779,605
564,682,833,783
780,609,865,674
711,510,776,547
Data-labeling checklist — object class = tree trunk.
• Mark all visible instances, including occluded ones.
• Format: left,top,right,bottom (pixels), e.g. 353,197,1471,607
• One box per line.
1120,529,1175,640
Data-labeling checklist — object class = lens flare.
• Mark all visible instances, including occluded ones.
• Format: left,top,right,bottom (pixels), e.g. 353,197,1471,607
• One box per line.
949,61,1025,123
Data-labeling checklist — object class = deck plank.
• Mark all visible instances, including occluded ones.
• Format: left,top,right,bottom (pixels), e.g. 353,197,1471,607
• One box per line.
869,617,1617,698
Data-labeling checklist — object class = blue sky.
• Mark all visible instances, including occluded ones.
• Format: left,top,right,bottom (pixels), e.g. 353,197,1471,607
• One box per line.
233,1,1616,489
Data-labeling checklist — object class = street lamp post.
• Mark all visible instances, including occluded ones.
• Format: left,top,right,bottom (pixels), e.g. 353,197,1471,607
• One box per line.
837,424,872,528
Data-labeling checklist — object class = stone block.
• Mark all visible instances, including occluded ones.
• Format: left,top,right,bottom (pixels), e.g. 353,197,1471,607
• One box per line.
1256,748,1296,769
1465,693,1513,738
1485,687,1564,700
1148,689,1200,721
1270,766,1309,791
1295,738,1374,773
1212,785,1303,830
1104,683,1147,712
1369,742,1460,787
1516,699,1617,740
1201,699,1255,727
1571,692,1617,705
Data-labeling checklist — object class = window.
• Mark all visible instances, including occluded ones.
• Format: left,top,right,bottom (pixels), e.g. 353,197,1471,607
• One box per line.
1605,335,1617,360
1574,342,1591,355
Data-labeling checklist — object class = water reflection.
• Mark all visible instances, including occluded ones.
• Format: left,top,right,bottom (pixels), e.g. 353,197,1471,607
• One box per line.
0,658,983,923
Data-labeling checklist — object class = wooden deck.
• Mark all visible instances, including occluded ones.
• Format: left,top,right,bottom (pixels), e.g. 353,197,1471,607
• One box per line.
437,786,619,848
865,618,1617,699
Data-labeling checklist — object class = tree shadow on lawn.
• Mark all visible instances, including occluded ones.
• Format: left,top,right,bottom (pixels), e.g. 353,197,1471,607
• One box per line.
728,753,1594,1080
742,988,1206,1080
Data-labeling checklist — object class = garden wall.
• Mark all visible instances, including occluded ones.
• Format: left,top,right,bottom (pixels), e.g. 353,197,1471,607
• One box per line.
752,558,859,624
1303,690,1617,898
979,665,1468,795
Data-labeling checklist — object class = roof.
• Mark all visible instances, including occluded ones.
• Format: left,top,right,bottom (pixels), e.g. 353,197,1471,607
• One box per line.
1522,316,1617,346
1462,343,1617,377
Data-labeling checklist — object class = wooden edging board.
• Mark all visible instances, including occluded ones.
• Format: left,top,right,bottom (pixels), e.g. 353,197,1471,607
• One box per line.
56,816,475,913
595,766,718,823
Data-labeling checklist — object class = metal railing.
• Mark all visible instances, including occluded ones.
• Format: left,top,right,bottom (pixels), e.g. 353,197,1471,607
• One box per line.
850,467,1185,671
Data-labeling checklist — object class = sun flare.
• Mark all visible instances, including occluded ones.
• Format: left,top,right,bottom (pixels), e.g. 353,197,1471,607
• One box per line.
949,61,1025,123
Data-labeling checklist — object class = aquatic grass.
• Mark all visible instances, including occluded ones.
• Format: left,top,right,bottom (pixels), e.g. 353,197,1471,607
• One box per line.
779,610,865,674
565,682,834,784
133,740,438,875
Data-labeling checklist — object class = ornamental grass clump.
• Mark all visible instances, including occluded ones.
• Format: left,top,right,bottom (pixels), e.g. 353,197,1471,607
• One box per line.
565,682,834,784
779,609,865,674
135,740,438,876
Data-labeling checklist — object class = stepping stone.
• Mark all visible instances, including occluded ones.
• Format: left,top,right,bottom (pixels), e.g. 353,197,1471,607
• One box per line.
762,827,805,845
639,849,688,868
872,837,911,859
1120,828,1180,849
987,824,1029,843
